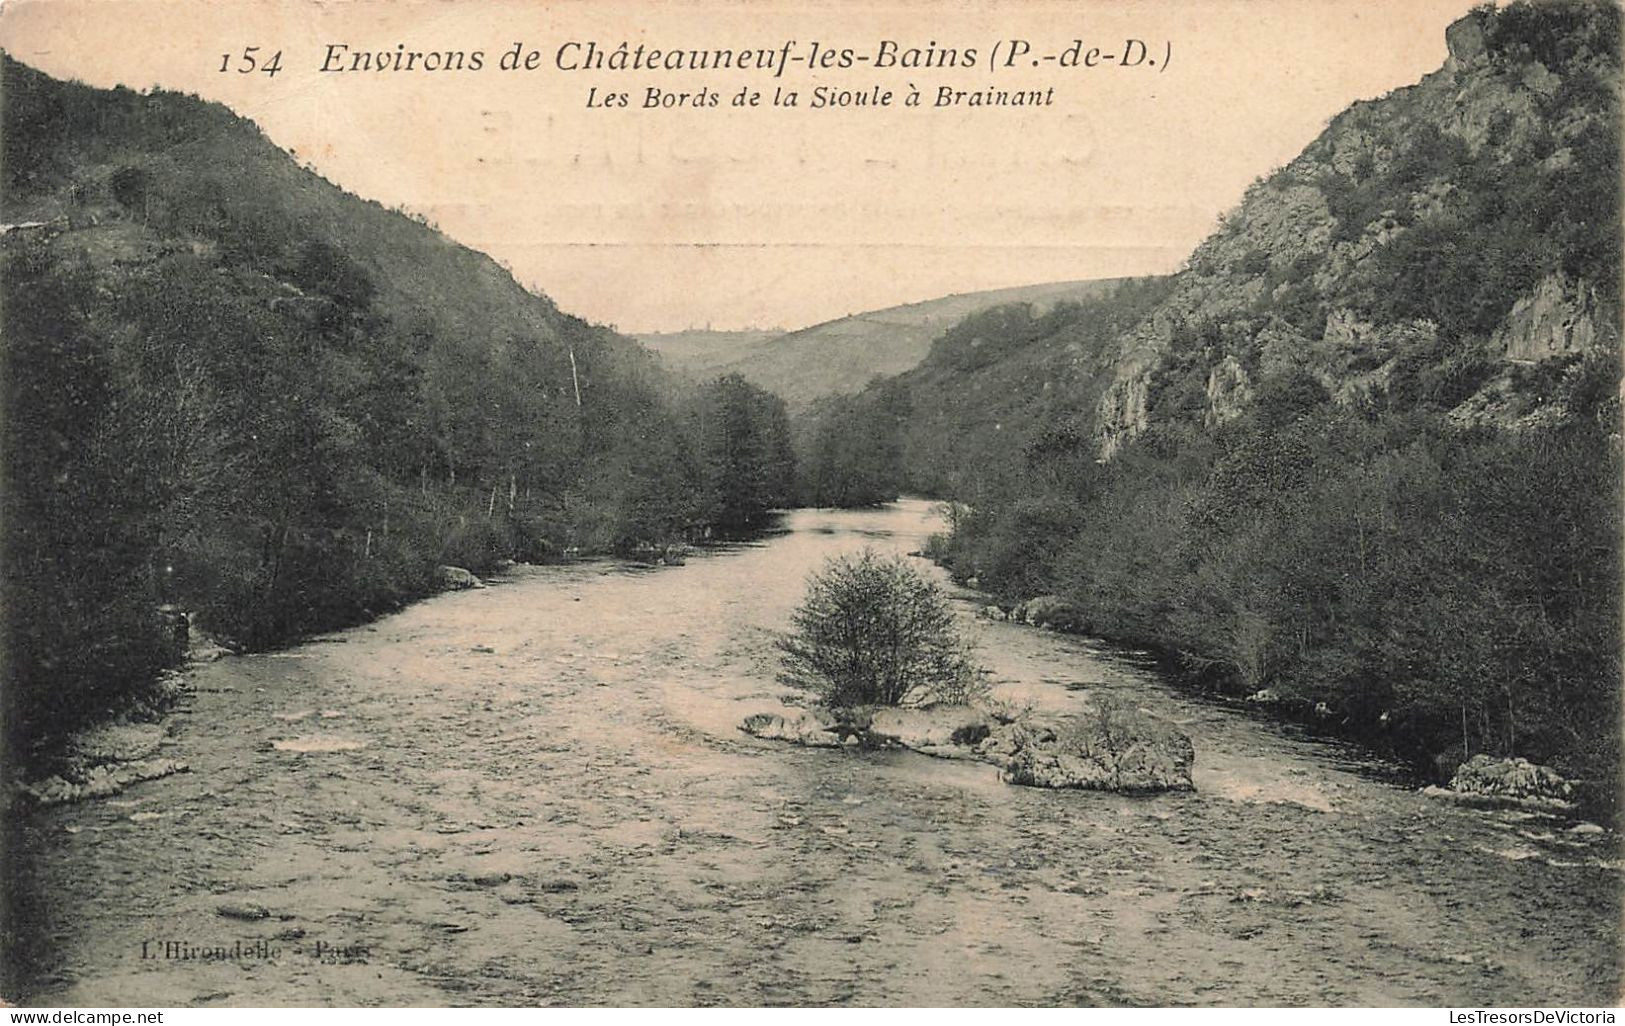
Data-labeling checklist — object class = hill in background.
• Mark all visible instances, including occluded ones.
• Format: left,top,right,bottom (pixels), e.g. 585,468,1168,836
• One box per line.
641,279,1126,406
636,328,782,374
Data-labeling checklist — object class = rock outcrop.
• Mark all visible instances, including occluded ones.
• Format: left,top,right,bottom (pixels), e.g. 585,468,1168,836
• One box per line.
1072,5,1619,459
1444,9,1490,68
1494,273,1604,363
740,708,844,748
19,718,192,806
1449,754,1574,802
1204,355,1252,427
741,704,998,753
1096,365,1153,459
981,704,1195,793
742,700,1194,794
1012,595,1086,631
867,705,997,752
437,566,485,591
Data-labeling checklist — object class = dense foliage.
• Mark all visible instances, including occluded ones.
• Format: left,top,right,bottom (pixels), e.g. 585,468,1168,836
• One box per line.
779,549,984,708
794,280,1175,508
693,374,796,528
794,379,912,507
794,0,1622,799
941,362,1619,783
0,57,794,757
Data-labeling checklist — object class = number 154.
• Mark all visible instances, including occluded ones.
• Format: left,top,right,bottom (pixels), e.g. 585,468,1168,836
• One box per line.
219,47,283,77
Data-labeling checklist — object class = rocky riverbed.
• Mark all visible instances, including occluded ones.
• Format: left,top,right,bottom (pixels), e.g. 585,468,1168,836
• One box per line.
5,501,1619,1006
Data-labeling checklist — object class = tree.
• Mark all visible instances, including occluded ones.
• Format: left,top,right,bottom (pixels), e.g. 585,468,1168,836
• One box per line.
778,549,985,708
2,241,174,744
795,382,909,507
695,373,795,525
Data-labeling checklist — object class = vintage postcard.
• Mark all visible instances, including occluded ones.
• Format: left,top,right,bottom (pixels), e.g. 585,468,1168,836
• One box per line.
0,0,1619,1010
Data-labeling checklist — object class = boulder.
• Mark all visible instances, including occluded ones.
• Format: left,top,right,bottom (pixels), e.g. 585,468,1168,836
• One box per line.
216,902,272,921
1449,754,1573,802
987,702,1194,793
740,709,843,748
437,565,485,590
866,705,997,752
1014,595,1085,631
188,626,233,663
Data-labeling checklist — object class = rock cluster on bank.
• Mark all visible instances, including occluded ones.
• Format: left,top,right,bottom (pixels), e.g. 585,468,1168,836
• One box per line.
1420,753,1577,807
1449,754,1573,801
977,594,1087,631
15,686,193,806
741,699,1194,793
437,565,486,590
20,720,191,806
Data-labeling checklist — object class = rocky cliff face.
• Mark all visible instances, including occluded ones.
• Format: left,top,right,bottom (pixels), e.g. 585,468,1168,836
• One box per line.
1496,273,1604,362
1094,1,1620,456
849,0,1621,812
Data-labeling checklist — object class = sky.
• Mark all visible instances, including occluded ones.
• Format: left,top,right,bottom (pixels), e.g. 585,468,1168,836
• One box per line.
0,0,1481,333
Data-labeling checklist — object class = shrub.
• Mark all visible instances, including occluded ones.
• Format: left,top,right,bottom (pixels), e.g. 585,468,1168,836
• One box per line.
778,548,985,708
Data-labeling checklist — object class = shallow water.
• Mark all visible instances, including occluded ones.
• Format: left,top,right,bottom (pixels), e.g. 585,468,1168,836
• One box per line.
8,500,1620,1005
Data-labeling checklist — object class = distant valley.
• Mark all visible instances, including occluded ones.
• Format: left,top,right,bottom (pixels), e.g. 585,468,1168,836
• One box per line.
639,279,1125,405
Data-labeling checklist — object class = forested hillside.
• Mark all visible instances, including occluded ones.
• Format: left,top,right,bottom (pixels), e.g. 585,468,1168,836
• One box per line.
1,56,793,761
798,0,1621,799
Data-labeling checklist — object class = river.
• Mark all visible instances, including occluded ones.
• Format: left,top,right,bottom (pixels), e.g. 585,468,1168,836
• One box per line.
7,500,1619,1006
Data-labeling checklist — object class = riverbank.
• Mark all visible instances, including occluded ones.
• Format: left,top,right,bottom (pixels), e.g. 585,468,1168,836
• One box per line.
4,529,740,788
951,576,1619,826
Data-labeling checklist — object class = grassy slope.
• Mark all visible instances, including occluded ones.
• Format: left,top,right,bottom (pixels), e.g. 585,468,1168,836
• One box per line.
637,328,783,372
650,279,1127,405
